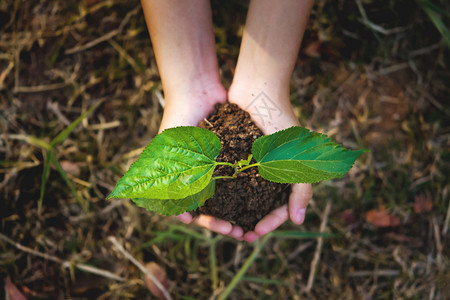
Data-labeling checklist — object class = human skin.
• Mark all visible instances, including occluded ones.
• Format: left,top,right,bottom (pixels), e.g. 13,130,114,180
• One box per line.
140,0,314,241
141,0,243,240
228,0,314,241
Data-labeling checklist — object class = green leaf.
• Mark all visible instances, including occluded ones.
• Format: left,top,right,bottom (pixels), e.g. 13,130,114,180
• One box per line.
108,126,221,200
132,179,215,216
252,126,365,183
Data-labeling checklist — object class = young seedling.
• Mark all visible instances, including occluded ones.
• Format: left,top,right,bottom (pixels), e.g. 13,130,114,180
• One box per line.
108,126,365,215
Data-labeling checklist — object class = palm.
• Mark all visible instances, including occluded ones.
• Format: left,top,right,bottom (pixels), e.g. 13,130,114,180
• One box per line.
228,94,313,242
158,93,244,240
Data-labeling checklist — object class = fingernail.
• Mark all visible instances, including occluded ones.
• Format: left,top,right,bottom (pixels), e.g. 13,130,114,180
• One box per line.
177,213,191,223
296,208,306,224
244,232,259,242
219,223,233,235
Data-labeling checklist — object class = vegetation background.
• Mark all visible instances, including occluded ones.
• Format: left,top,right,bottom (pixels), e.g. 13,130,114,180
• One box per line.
0,0,449,298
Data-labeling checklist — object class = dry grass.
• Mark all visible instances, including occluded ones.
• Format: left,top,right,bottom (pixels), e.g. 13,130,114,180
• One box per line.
1,0,449,299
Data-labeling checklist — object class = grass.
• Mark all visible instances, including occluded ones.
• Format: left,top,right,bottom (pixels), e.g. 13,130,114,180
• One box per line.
418,0,450,48
1,0,449,299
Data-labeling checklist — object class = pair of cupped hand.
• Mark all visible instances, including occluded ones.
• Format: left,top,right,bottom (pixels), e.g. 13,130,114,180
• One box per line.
158,97,312,242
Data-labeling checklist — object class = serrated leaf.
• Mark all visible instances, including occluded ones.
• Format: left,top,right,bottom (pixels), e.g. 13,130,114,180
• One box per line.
252,126,365,183
108,126,221,200
132,179,215,216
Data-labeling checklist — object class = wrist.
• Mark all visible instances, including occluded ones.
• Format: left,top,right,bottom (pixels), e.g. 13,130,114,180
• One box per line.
159,81,226,132
228,83,299,134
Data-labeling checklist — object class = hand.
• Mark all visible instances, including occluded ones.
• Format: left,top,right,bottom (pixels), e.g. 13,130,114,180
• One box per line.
244,184,312,242
229,89,313,242
158,86,245,240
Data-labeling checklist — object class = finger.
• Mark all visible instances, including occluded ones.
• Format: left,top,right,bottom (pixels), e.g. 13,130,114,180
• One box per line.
244,231,260,242
229,225,244,240
176,213,193,224
254,205,289,236
194,215,233,235
288,183,312,225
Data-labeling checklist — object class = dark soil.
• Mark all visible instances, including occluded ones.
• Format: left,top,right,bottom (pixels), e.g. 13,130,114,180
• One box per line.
194,103,290,232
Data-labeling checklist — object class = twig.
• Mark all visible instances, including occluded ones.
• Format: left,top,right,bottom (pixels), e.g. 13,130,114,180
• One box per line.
377,62,410,75
355,0,409,35
0,233,125,282
0,61,14,90
108,39,144,73
409,43,442,57
0,232,61,263
13,82,68,94
108,236,172,300
203,118,214,128
65,30,118,55
71,263,124,282
47,101,71,126
287,241,314,261
87,120,121,130
153,89,166,108
432,217,444,271
65,7,139,55
423,92,450,116
69,199,125,222
443,186,450,236
306,201,331,293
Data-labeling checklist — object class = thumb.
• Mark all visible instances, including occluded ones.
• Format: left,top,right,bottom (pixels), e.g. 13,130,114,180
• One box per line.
288,183,312,225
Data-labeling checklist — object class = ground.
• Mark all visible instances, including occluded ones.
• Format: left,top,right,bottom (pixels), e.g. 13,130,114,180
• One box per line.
0,0,449,299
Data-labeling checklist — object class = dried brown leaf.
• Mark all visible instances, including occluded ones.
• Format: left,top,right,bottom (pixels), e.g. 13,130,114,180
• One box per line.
366,207,400,227
414,193,432,214
5,277,27,300
144,262,170,300
59,160,81,177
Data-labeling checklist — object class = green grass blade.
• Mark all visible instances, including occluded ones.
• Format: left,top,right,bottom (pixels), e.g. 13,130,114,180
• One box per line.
137,231,186,250
242,276,289,286
50,100,102,147
271,230,336,239
28,136,52,151
49,152,83,207
168,224,210,241
210,241,218,291
219,233,272,300
419,0,450,48
419,0,450,18
38,150,52,215
9,134,52,151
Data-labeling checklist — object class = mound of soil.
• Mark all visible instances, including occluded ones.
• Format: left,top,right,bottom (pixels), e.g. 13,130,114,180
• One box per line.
194,103,290,232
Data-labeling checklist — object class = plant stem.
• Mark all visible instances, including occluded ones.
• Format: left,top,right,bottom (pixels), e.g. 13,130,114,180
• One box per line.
213,176,235,180
237,163,260,173
215,160,258,180
215,161,235,168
